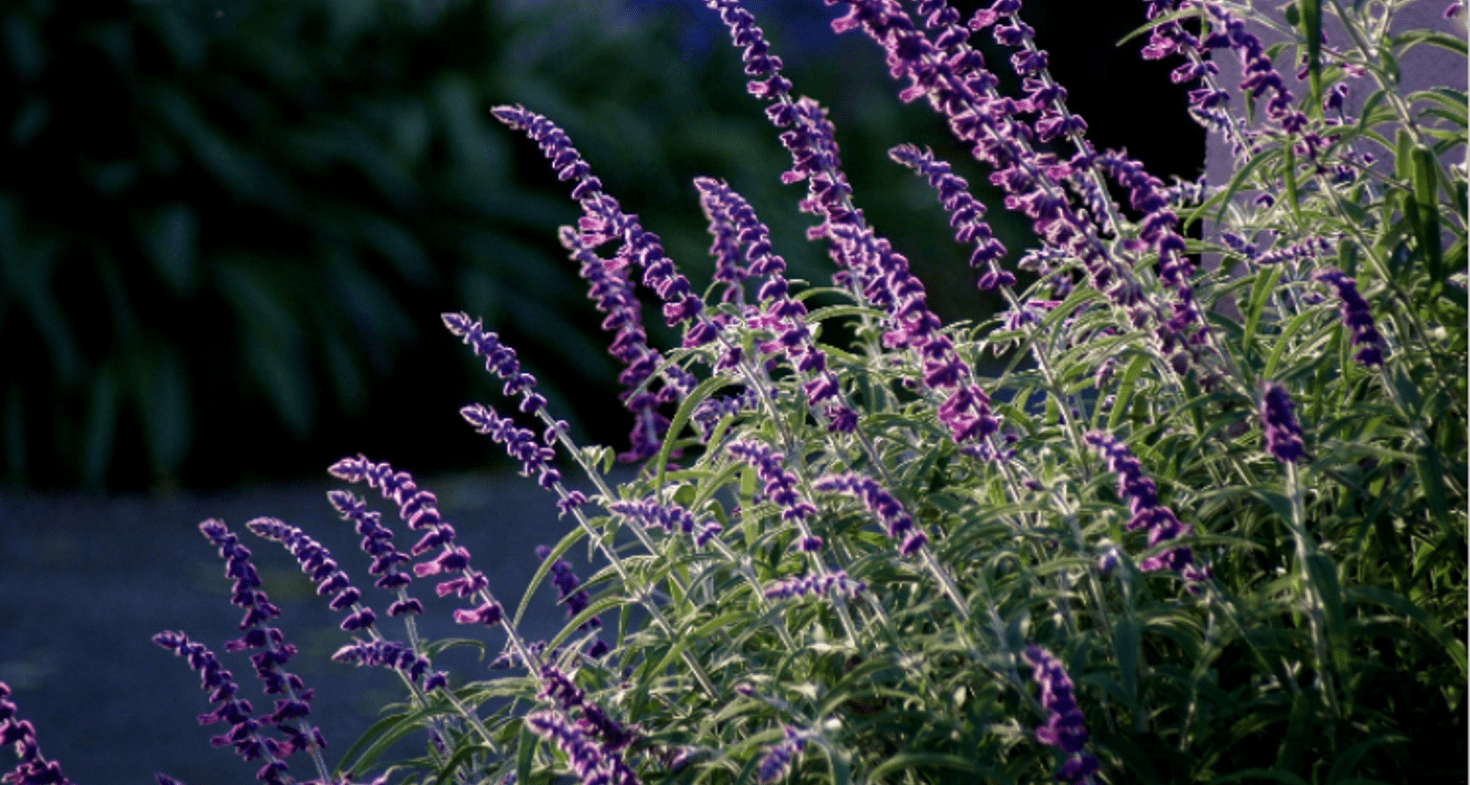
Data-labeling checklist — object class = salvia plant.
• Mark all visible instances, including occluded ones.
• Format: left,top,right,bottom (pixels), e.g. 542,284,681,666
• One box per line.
4,0,1466,783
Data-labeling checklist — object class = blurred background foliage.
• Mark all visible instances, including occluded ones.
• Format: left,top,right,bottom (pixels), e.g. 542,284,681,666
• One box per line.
0,0,1199,491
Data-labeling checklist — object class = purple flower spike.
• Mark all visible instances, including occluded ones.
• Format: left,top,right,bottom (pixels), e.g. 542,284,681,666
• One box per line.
443,312,549,416
246,516,372,624
539,665,640,752
694,178,856,429
890,144,1012,293
727,440,820,532
328,455,449,534
0,682,73,785
329,456,503,626
153,630,296,780
813,472,927,557
1021,645,1099,784
526,708,641,785
536,545,600,631
1085,432,1208,587
331,640,444,693
762,570,866,600
558,227,668,463
605,497,723,546
757,727,806,784
491,107,705,333
460,403,562,487
326,489,420,607
1260,383,1306,464
1315,268,1385,367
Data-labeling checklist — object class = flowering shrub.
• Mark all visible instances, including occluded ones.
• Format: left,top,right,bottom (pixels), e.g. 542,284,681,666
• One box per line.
5,0,1466,783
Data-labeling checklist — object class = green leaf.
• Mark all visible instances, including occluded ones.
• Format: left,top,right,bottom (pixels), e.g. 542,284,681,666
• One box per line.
1283,143,1303,226
81,368,118,488
1326,734,1407,785
1411,144,1444,279
1392,28,1468,56
868,752,986,781
1244,266,1284,355
1299,0,1322,116
1114,612,1141,711
1265,309,1319,379
1115,5,1202,45
342,702,460,776
433,741,491,785
516,721,536,785
1108,354,1150,431
1305,554,1350,674
655,373,735,495
1415,443,1454,530
513,524,589,630
1209,768,1310,785
337,711,411,776
421,638,487,661
1347,585,1469,678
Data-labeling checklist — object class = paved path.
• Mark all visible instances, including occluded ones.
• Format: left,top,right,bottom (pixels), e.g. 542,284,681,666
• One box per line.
0,470,608,784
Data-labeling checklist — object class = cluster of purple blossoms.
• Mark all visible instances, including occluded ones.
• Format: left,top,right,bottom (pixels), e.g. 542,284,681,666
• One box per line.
153,630,301,784
1084,433,1208,586
196,520,320,728
691,386,764,438
604,497,724,548
331,640,446,693
1259,383,1307,464
966,1,1210,378
756,727,806,784
1315,268,1386,367
697,177,753,303
245,517,373,630
1,682,71,785
727,440,823,551
1021,645,1099,784
694,177,857,431
460,402,561,489
443,312,547,415
328,456,503,627
558,226,676,462
1147,1,1320,157
813,472,927,556
762,570,866,600
491,105,704,462
711,0,1001,445
539,666,640,754
887,143,1010,290
525,710,639,785
326,490,422,617
833,0,1179,390
536,545,599,632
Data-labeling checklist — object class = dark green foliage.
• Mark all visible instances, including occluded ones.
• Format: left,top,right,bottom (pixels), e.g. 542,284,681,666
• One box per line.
0,0,1047,490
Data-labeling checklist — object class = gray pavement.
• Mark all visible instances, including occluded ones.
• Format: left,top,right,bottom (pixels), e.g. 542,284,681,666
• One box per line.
0,470,607,784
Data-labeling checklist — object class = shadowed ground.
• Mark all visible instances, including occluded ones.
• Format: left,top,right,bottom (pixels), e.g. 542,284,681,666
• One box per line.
0,470,607,784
